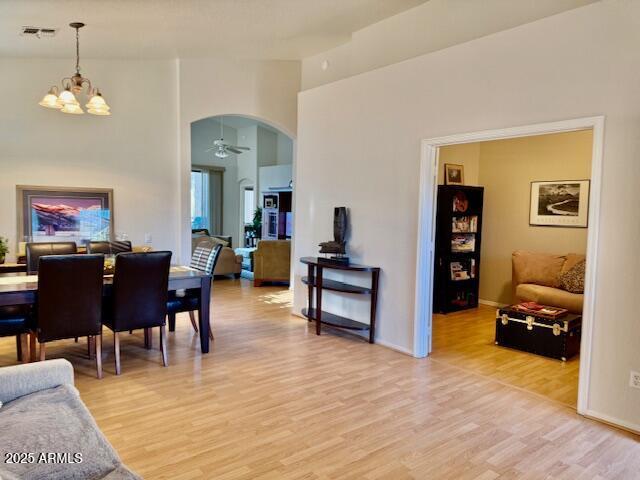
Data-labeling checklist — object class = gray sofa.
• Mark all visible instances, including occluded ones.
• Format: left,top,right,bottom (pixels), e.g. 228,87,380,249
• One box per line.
0,359,140,480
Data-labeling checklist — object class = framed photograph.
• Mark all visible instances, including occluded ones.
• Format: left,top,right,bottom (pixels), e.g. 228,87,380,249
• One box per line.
444,163,464,185
16,185,113,246
529,180,590,227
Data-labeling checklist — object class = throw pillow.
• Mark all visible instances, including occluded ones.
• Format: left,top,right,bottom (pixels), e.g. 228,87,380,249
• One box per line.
210,237,229,248
558,259,586,293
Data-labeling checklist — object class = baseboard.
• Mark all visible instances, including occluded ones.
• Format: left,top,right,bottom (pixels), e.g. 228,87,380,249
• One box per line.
583,409,640,436
479,299,508,308
375,338,414,356
291,311,414,356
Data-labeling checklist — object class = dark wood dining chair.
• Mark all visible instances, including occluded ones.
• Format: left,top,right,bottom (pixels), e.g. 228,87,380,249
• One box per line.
87,241,132,255
26,242,77,274
33,254,105,378
166,243,221,340
0,305,31,362
102,251,172,375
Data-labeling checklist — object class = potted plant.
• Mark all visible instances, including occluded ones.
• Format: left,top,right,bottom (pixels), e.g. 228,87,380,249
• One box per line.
0,237,8,264
252,207,262,239
243,207,263,247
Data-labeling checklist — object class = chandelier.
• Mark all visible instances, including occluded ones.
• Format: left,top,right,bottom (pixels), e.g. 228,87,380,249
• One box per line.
38,22,111,116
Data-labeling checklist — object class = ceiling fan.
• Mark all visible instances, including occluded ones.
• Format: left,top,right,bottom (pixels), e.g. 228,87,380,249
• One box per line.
206,116,250,158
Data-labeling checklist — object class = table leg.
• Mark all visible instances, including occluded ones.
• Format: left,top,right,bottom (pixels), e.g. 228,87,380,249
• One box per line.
198,276,212,353
315,266,323,336
20,334,28,363
369,270,380,344
307,264,315,322
29,333,36,362
95,335,103,379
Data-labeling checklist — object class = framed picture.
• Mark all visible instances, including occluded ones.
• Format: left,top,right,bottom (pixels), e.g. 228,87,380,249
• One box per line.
529,180,590,227
444,163,464,185
452,191,469,213
16,185,113,246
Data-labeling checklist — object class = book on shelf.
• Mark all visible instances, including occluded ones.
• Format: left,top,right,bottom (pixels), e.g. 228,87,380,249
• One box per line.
450,259,476,281
512,302,568,319
451,234,475,253
451,215,478,233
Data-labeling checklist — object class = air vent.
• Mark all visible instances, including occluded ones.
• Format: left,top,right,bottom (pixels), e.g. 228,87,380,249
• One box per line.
20,26,58,38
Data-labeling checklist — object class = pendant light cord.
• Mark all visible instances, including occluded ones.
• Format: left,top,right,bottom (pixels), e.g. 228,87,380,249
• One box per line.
75,26,80,74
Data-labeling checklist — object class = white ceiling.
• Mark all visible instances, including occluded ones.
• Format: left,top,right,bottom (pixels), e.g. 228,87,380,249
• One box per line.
0,0,428,60
195,114,287,135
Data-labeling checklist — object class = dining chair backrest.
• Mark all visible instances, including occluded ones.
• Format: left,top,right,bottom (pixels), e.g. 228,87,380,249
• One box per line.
190,243,223,275
87,240,132,255
111,251,172,331
36,254,104,343
26,242,78,274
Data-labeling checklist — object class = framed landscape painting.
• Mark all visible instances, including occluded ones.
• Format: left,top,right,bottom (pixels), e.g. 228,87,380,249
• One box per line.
529,180,590,227
17,186,113,246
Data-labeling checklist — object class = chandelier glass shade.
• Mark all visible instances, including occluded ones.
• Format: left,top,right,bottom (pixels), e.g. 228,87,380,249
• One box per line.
38,22,111,116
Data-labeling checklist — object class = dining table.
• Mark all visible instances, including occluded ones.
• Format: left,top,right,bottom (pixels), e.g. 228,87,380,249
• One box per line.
0,266,213,353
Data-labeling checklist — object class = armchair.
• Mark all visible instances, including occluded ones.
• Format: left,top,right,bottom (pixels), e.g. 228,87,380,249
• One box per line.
253,240,291,286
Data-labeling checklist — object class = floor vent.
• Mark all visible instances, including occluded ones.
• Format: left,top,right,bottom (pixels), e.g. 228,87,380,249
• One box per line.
20,26,58,38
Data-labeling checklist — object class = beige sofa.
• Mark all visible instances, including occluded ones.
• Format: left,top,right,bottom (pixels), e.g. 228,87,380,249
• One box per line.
192,235,242,278
0,360,139,479
512,250,585,314
253,240,291,286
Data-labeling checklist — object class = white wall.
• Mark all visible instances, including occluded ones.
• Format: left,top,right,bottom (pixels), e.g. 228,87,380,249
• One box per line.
437,142,480,186
0,58,179,261
277,133,294,165
257,126,278,169
294,0,640,430
301,0,597,90
259,165,293,202
179,58,300,260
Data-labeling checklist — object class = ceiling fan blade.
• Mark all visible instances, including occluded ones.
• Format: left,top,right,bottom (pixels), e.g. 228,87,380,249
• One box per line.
227,147,243,154
233,146,251,151
205,147,215,152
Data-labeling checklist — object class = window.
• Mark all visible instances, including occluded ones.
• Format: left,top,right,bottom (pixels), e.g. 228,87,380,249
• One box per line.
243,188,255,225
191,169,210,230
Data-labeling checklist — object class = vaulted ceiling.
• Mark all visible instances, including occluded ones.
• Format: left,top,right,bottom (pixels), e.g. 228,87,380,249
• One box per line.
0,0,427,60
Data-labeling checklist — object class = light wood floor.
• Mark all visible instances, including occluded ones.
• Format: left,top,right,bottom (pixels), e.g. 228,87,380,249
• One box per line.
432,305,580,407
0,280,638,479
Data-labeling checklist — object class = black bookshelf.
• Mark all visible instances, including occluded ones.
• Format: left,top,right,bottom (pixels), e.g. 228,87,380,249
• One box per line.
433,185,484,313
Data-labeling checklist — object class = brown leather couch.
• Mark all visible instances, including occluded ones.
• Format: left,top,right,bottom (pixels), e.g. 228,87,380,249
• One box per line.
512,250,585,314
253,240,290,286
192,235,242,278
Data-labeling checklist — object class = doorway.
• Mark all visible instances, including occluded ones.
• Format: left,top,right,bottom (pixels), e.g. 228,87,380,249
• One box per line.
414,117,604,414
188,114,295,284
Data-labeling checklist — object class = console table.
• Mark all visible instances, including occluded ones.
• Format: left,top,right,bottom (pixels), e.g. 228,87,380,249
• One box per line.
300,257,380,343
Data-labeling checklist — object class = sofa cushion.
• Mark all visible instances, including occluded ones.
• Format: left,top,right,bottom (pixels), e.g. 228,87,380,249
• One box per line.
516,283,584,314
559,259,586,294
561,253,586,275
512,251,566,288
0,384,140,480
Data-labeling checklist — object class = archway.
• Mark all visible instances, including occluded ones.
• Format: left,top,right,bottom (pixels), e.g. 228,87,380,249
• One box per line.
184,114,296,283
